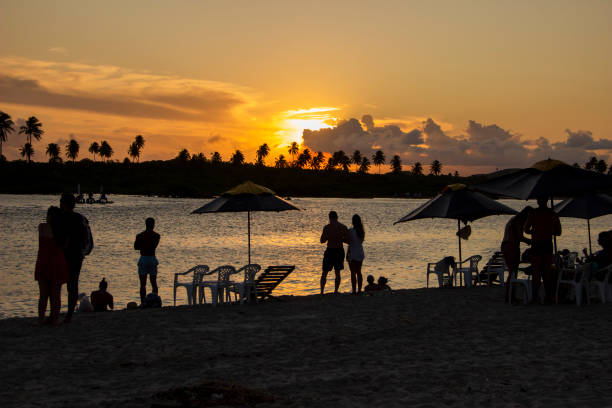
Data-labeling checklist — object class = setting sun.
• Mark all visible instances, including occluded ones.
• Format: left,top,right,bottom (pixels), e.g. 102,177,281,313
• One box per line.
277,107,338,145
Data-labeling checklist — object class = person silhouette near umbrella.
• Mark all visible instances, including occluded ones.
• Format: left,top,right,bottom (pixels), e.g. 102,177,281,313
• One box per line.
501,206,533,302
524,197,562,303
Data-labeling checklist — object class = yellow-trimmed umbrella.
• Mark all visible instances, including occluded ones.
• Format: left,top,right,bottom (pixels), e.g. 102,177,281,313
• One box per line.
192,181,298,263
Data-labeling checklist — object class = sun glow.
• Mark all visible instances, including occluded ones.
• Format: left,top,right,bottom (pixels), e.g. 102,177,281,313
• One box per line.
278,107,338,145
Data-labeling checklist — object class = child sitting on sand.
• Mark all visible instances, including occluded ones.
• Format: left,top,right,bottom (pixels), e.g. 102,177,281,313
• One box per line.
377,276,391,292
364,275,379,294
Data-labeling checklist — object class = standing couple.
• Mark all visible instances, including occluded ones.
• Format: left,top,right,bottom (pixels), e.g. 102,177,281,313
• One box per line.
320,211,365,295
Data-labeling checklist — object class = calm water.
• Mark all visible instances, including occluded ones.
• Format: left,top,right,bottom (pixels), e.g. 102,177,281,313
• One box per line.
1,194,610,318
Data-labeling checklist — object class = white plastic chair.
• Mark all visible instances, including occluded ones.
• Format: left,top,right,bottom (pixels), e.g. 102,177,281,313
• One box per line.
587,264,612,304
173,265,209,306
426,257,456,288
228,264,262,304
556,264,589,306
508,266,532,305
455,255,482,288
198,265,236,306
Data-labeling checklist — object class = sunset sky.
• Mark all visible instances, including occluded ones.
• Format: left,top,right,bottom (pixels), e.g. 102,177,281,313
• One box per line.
1,0,611,174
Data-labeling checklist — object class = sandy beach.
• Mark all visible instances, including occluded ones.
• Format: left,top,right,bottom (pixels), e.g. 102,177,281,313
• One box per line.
1,287,612,407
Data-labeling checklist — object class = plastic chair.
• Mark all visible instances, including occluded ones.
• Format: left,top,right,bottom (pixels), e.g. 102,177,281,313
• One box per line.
587,264,612,304
426,257,456,288
556,264,590,306
228,264,262,305
198,265,236,306
455,255,482,287
508,265,532,305
173,265,209,306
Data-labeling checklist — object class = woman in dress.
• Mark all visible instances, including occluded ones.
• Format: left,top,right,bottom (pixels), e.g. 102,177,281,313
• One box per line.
346,214,365,294
35,206,69,325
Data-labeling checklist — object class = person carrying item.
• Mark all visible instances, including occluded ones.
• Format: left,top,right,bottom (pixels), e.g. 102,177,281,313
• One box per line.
134,217,161,304
524,197,562,303
320,211,348,295
501,206,533,302
90,278,114,311
347,214,366,294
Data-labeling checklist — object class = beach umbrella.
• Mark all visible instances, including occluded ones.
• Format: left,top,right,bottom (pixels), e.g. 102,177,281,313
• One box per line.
474,159,612,200
553,193,612,255
192,181,298,264
394,184,518,266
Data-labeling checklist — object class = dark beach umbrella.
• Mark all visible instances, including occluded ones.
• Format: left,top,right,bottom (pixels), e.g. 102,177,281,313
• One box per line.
553,193,612,255
192,181,299,263
394,184,518,265
475,159,612,200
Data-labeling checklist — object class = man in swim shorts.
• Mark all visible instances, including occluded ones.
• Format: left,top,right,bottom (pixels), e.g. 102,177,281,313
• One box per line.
134,217,161,304
320,211,348,295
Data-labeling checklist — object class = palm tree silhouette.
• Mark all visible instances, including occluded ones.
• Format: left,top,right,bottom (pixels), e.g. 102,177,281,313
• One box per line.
211,151,222,164
46,143,61,163
324,157,335,171
0,111,15,159
19,116,44,145
89,142,100,161
372,150,386,174
66,139,80,163
134,135,145,161
99,141,113,162
311,151,324,170
230,150,245,166
20,143,34,162
596,159,608,174
430,160,442,176
411,161,423,176
296,148,312,169
351,150,362,172
391,155,402,174
177,149,190,161
128,142,140,163
358,156,371,174
274,154,288,168
256,143,270,166
585,156,598,170
288,142,299,164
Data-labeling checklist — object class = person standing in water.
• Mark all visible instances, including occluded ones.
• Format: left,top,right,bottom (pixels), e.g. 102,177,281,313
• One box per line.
134,217,161,304
320,211,348,295
346,214,365,294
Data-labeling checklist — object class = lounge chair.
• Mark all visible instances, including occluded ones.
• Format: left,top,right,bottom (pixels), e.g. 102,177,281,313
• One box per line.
478,252,507,286
198,265,236,306
227,264,262,305
426,257,455,288
253,265,295,301
173,265,209,306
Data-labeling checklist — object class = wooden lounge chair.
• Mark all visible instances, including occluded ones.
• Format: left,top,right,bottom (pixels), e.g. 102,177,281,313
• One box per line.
252,265,295,301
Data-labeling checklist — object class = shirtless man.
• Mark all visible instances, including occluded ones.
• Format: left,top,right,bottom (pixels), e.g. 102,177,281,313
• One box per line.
524,197,562,303
320,211,348,295
134,217,161,304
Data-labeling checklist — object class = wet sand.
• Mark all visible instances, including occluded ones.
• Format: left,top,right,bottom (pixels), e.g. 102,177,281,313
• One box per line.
1,287,611,407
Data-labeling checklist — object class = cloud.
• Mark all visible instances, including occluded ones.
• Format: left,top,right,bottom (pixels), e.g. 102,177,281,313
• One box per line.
0,57,255,123
48,46,68,55
555,129,612,150
302,115,423,155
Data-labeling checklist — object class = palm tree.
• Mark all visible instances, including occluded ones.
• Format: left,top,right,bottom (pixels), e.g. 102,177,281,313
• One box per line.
585,156,598,171
177,148,190,161
338,152,351,172
274,154,288,168
0,111,15,159
596,159,608,174
411,161,423,176
230,150,245,166
255,143,270,166
20,143,34,162
134,134,145,150
351,150,362,172
46,143,61,163
311,151,324,170
430,159,442,175
358,156,371,174
19,116,44,144
391,155,402,174
191,152,207,163
66,139,79,163
128,142,140,163
372,150,386,174
325,157,335,171
296,148,312,169
88,142,100,161
288,142,299,164
99,141,113,162
211,151,222,164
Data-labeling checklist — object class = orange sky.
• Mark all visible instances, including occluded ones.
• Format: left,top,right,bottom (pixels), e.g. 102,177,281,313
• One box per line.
1,1,611,174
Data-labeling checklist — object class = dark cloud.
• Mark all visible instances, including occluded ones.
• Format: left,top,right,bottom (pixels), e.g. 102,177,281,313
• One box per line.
302,115,423,155
0,74,245,122
556,129,612,150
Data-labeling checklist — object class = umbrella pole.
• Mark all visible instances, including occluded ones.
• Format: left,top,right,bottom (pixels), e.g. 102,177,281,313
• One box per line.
248,210,251,264
551,197,557,254
457,219,462,287
588,219,592,256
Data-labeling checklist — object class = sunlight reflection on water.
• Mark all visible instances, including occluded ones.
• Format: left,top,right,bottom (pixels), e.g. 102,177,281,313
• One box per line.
1,194,610,318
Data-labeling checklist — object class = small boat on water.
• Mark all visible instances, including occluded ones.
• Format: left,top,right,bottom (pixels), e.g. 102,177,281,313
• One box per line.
75,185,114,205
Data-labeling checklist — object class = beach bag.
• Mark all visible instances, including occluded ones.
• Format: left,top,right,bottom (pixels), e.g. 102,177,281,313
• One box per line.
81,215,94,257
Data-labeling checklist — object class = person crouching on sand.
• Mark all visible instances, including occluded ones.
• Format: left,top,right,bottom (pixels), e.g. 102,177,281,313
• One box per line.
134,217,161,304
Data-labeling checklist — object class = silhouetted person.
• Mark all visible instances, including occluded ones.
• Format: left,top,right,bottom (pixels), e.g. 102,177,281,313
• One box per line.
347,214,365,294
91,278,114,311
60,193,88,323
377,276,391,292
501,206,533,302
320,211,348,295
364,275,379,294
35,206,69,325
134,217,160,304
524,197,562,303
